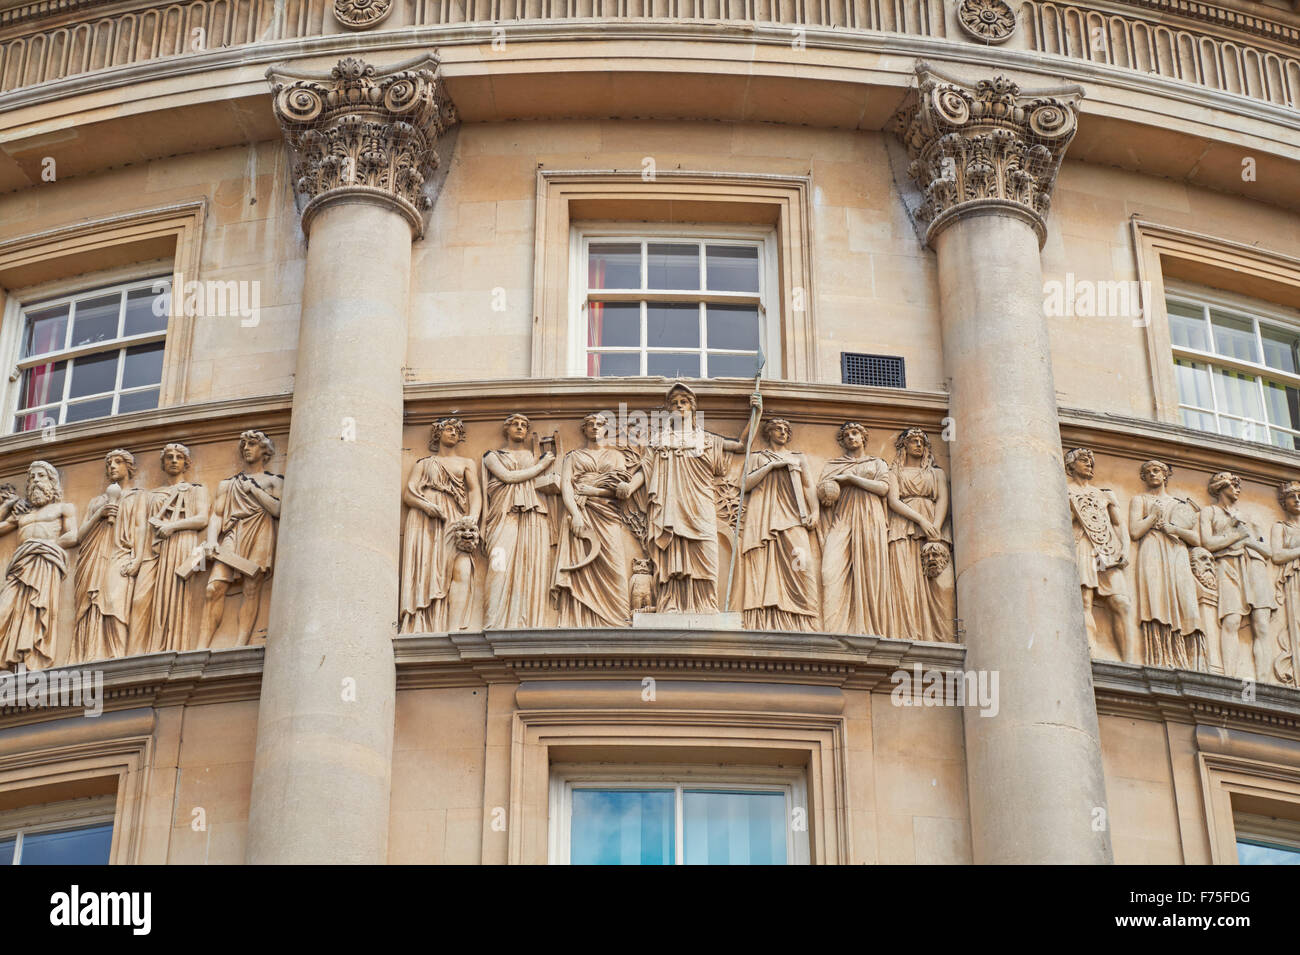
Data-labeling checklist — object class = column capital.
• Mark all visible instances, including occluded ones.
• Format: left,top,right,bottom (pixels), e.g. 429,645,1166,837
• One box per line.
896,63,1083,249
268,55,457,238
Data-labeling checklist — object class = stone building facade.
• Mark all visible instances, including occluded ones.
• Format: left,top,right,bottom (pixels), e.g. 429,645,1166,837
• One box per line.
0,0,1299,864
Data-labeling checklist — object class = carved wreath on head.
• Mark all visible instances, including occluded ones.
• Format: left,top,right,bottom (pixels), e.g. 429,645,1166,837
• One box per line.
334,0,393,28
956,0,1016,43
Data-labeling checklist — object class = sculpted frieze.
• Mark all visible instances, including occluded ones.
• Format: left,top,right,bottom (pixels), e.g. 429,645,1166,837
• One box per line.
397,384,958,645
1069,446,1300,687
0,430,284,673
6,398,1300,690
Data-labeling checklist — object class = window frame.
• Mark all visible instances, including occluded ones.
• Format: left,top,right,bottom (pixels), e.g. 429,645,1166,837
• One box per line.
569,222,782,381
0,794,116,865
1166,282,1300,448
3,272,171,435
548,763,810,865
1234,811,1300,864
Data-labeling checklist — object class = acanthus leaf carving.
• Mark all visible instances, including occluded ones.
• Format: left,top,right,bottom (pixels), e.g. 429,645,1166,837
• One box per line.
895,64,1083,248
268,56,456,238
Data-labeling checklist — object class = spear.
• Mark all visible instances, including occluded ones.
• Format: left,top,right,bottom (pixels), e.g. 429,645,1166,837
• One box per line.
723,345,766,614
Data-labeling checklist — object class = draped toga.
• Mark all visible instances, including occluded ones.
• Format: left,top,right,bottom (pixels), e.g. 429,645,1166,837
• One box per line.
552,446,633,628
886,464,953,642
483,449,551,630
739,449,817,631
209,473,279,585
400,455,473,634
72,487,146,663
139,482,204,654
818,455,890,636
639,427,729,615
0,538,67,670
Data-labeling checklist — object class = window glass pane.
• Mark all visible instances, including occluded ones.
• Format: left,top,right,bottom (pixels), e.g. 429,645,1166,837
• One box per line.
647,244,699,291
22,305,69,358
708,353,761,378
683,790,786,865
0,837,12,865
706,305,760,351
1270,430,1297,452
68,352,119,399
14,412,51,434
1237,840,1300,865
64,397,114,424
587,302,640,349
1210,310,1260,363
588,244,641,290
1179,407,1216,432
647,304,698,348
588,353,640,377
71,294,122,349
570,790,674,865
1211,367,1265,421
19,823,112,865
1260,325,1300,375
1262,379,1300,431
1219,417,1264,442
1173,358,1213,409
117,389,160,415
124,286,169,337
706,245,760,293
1166,301,1208,351
647,353,700,378
18,361,66,411
122,342,165,389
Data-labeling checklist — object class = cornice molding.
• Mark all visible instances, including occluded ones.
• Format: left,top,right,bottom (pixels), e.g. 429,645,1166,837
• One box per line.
0,646,264,731
402,377,953,430
0,393,291,474
394,629,969,690
1,23,1297,148
1058,405,1300,484
2,0,1298,46
1094,660,1300,739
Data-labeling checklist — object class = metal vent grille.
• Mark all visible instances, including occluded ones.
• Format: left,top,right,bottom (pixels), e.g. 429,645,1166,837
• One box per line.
841,352,906,388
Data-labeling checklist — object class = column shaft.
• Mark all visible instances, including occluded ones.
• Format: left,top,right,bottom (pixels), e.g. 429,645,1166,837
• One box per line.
246,199,409,863
937,210,1113,864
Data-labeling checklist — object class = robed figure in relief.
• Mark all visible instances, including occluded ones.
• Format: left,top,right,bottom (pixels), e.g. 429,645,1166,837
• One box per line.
400,417,481,634
885,428,953,643
133,443,210,654
0,462,76,670
70,449,147,663
817,421,891,636
739,417,819,631
552,412,637,628
615,383,758,615
482,413,555,630
1128,459,1205,671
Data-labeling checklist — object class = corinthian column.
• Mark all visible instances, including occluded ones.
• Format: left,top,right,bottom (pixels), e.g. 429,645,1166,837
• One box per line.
246,56,454,864
898,65,1113,863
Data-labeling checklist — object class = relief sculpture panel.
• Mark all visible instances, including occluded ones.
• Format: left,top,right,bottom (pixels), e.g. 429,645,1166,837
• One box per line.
0,428,284,673
398,383,958,644
1068,444,1300,687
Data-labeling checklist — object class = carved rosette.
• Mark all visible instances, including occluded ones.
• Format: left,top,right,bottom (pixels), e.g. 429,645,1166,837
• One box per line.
956,0,1016,43
268,56,457,237
895,64,1082,248
334,0,393,28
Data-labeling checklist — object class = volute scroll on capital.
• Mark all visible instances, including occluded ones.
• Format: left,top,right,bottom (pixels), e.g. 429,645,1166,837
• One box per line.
895,63,1084,249
268,55,457,238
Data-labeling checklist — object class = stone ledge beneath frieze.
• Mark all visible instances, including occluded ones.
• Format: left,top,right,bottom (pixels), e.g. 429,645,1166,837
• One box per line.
1094,659,1300,739
394,629,968,690
0,645,264,732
